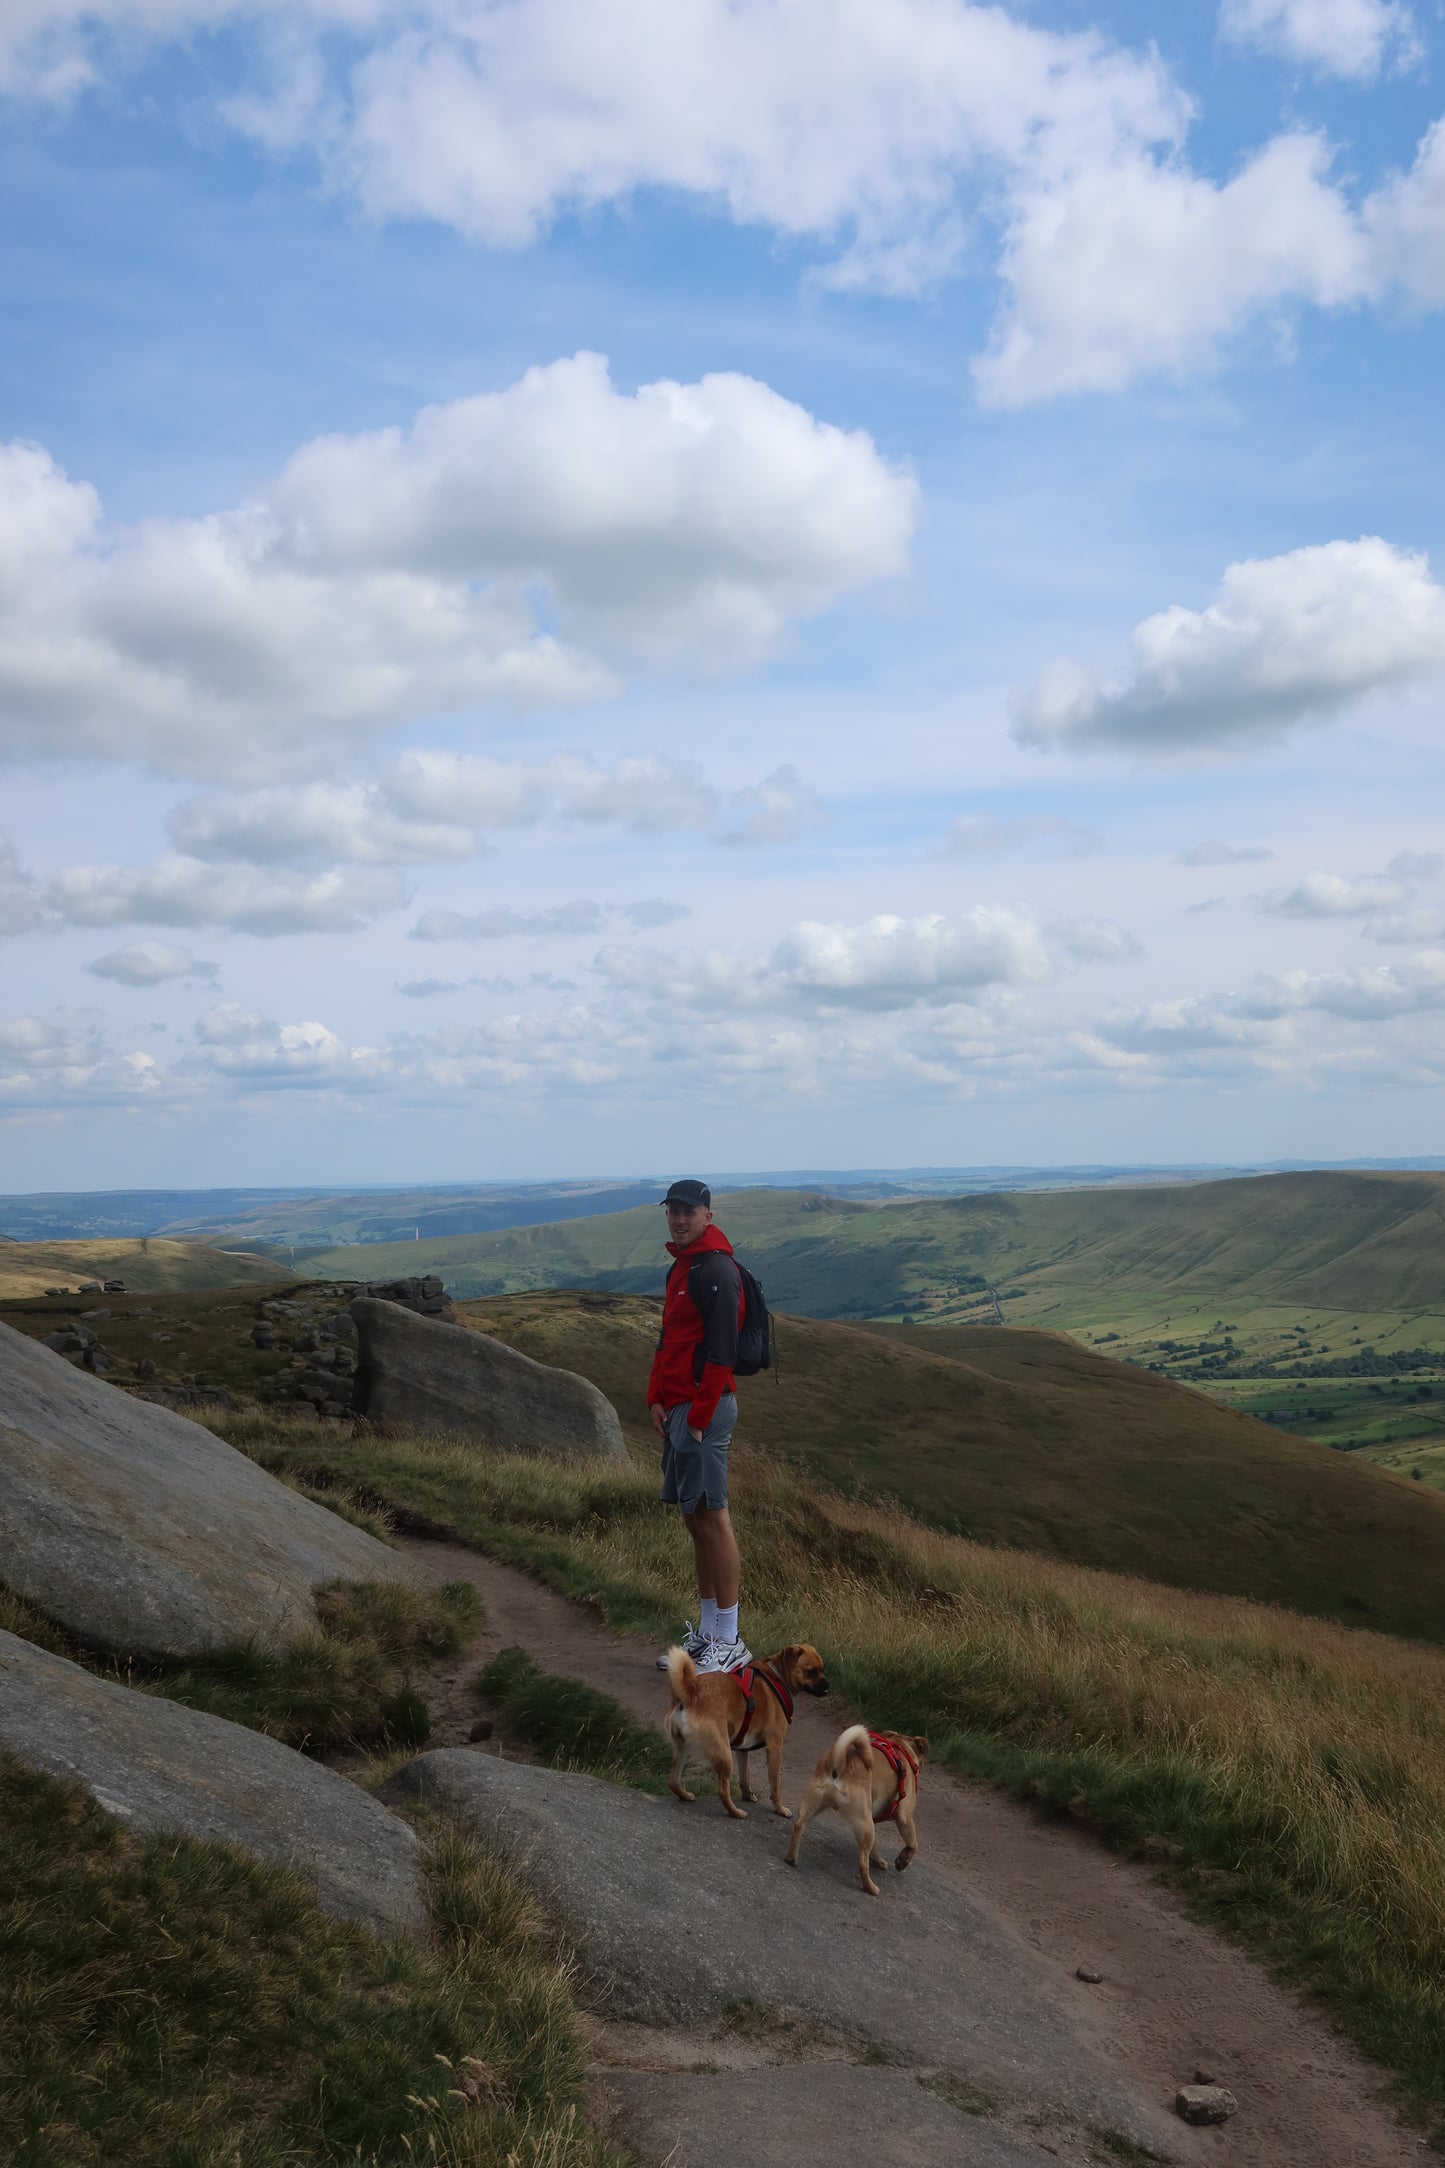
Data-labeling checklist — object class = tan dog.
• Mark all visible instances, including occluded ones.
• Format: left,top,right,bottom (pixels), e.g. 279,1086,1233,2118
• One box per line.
784,1723,929,1894
664,1643,829,1819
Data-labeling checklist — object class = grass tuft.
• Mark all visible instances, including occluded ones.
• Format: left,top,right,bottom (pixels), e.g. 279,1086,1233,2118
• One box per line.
2,1572,481,1754
0,1750,628,2166
475,1645,671,1794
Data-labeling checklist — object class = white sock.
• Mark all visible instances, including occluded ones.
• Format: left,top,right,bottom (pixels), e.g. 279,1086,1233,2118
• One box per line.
700,1597,718,1638
715,1603,739,1644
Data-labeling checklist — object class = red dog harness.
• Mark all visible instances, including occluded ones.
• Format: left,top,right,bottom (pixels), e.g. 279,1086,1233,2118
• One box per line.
728,1663,794,1751
869,1732,920,1823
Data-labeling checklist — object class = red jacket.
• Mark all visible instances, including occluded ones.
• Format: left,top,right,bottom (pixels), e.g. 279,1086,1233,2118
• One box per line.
647,1223,744,1433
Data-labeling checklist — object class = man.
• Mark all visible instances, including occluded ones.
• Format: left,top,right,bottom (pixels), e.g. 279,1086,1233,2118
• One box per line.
648,1177,750,1674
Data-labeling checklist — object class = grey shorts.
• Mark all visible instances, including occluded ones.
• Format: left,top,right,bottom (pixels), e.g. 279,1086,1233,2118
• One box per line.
659,1393,738,1515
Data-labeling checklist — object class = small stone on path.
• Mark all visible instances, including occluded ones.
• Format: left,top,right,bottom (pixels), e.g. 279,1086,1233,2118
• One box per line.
1075,1965,1103,1983
1176,2083,1238,2125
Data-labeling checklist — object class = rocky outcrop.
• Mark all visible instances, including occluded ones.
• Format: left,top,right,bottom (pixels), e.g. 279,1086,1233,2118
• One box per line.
0,1319,419,1658
383,1751,1174,2159
0,1628,426,1937
351,1298,627,1458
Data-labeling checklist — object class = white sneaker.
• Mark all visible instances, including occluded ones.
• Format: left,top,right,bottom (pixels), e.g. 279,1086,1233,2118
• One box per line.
694,1635,752,1675
655,1620,709,1671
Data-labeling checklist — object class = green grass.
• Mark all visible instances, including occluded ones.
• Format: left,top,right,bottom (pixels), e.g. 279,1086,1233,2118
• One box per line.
2,1574,481,1753
475,1646,672,1794
209,1406,1445,2149
0,1750,630,2167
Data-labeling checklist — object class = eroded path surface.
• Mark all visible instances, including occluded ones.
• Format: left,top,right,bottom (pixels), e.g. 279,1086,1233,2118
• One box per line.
404,1534,1428,2168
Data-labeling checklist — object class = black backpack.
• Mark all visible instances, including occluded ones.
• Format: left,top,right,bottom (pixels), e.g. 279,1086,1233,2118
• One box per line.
734,1260,773,1376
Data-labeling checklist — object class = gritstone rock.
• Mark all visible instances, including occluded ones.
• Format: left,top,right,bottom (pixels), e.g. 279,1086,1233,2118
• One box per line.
0,1628,426,1937
351,1297,627,1459
0,1318,420,1658
383,1751,1175,2158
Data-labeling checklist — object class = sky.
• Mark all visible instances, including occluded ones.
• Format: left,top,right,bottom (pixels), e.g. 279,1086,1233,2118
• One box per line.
2,0,1444,1188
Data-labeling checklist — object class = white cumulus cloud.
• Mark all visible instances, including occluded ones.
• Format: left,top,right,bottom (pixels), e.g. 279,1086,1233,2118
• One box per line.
1257,870,1407,917
167,783,477,866
0,359,911,781
48,857,407,935
598,908,1052,1014
1175,839,1274,866
1013,537,1445,753
1220,0,1418,81
86,940,218,984
8,4,1445,403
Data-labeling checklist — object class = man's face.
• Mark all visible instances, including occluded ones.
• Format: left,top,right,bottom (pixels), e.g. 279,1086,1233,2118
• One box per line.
664,1200,712,1246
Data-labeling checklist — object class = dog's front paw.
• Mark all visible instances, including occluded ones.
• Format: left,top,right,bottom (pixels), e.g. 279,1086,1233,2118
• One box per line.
773,1804,793,1819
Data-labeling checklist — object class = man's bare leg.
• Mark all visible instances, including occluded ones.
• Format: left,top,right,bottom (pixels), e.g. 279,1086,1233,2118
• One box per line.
683,1504,739,1608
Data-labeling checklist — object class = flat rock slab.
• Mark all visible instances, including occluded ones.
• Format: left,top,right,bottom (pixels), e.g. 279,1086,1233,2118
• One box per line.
0,1627,427,1938
0,1318,417,1656
352,1297,626,1458
386,1750,1175,2160
604,2066,1068,2168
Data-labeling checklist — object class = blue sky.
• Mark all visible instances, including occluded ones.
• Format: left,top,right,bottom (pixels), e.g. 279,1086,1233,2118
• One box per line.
2,0,1444,1186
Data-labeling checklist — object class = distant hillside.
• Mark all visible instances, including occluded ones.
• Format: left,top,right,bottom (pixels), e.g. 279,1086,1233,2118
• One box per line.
0,1240,294,1300
460,1289,1445,1644
301,1170,1445,1314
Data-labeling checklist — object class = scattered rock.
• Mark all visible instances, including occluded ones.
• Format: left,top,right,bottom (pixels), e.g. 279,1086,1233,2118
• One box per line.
102,1280,126,1294
77,1281,103,1294
251,1323,276,1349
0,1628,427,1937
0,1319,421,1658
1175,2084,1238,2125
381,1751,1173,2156
43,1287,69,1297
80,1308,111,1320
362,1275,453,1319
1193,2066,1217,2085
1075,1966,1103,1984
351,1298,627,1459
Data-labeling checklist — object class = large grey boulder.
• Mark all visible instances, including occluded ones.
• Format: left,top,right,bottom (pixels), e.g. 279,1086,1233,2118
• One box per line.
384,1751,1175,2160
0,1628,427,1938
0,1318,419,1658
351,1297,626,1459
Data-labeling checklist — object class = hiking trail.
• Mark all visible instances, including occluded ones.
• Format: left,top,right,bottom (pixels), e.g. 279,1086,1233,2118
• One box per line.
401,1533,1428,2168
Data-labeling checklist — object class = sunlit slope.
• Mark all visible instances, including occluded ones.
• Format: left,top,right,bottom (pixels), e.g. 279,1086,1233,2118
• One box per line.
303,1170,1445,1316
458,1290,1445,1643
0,1239,293,1299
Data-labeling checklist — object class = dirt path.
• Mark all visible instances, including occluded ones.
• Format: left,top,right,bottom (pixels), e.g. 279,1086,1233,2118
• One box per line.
404,1534,1428,2168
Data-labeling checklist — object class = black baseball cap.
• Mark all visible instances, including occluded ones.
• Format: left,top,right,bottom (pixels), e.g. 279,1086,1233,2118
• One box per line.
662,1179,711,1208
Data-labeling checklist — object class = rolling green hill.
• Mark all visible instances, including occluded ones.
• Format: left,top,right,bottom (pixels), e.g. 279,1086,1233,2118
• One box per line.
457,1290,1445,1644
301,1168,1445,1326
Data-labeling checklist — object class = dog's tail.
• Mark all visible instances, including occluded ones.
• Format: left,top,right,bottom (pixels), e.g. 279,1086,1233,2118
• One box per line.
665,1645,698,1707
829,1723,874,1782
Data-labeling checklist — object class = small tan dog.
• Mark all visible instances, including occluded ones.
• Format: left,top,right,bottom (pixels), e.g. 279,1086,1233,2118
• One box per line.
664,1643,829,1818
784,1723,929,1894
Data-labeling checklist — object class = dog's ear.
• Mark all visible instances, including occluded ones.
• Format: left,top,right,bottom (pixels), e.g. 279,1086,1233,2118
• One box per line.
778,1643,804,1672
911,1735,930,1760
